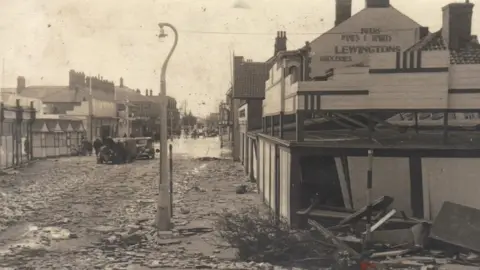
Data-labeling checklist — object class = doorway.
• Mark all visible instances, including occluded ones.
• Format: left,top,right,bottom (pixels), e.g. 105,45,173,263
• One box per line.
300,156,345,209
100,126,111,139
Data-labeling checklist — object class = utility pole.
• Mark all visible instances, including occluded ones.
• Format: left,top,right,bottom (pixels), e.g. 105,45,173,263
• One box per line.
125,99,130,136
169,111,174,141
156,23,178,231
87,76,93,141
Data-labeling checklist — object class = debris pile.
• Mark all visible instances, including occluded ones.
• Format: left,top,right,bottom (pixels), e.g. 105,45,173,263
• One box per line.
215,206,337,268
298,197,480,269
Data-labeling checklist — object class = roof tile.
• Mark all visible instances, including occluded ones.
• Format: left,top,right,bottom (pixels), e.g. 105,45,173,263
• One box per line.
407,30,480,64
233,61,268,99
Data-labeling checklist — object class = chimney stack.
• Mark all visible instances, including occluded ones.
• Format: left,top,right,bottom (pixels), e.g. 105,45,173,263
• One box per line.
17,76,26,92
145,89,148,96
120,77,124,87
274,31,287,56
335,0,352,26
418,27,429,39
442,2,474,51
149,89,153,96
366,0,390,8
136,89,140,94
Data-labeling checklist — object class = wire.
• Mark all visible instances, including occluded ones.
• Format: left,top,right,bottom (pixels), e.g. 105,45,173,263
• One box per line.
178,30,320,36
176,27,421,36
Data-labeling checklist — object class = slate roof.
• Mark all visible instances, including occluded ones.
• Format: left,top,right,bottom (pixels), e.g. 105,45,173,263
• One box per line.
114,86,151,103
18,85,114,103
406,30,480,64
58,120,72,131
44,119,60,132
31,119,47,132
70,121,85,132
233,61,269,99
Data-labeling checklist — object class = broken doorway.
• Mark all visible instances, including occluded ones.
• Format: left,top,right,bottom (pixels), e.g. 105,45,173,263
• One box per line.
300,156,345,209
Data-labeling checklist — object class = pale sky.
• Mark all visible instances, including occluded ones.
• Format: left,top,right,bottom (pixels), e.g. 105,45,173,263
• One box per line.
0,0,478,117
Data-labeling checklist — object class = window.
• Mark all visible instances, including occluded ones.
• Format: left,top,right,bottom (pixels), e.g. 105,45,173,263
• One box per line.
289,66,298,84
59,133,66,146
136,139,147,145
239,109,246,118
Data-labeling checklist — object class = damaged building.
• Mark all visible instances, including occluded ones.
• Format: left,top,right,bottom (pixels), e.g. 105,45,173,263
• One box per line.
241,0,480,230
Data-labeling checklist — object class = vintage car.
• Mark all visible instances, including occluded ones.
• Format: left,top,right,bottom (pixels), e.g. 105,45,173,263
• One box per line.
97,137,137,164
136,137,156,159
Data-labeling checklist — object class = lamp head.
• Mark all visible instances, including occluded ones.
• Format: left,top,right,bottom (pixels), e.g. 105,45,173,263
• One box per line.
158,24,168,39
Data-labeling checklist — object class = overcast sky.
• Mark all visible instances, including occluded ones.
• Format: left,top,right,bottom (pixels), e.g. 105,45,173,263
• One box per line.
0,0,477,116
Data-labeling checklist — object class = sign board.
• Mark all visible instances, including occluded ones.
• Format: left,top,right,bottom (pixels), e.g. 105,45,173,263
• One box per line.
308,8,421,77
319,28,400,63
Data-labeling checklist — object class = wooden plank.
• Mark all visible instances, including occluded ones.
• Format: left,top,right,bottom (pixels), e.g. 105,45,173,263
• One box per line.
308,219,359,257
338,196,394,226
334,157,353,209
365,209,397,233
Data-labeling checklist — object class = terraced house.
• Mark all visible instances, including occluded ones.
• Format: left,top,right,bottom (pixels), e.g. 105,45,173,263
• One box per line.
17,70,118,141
241,0,480,227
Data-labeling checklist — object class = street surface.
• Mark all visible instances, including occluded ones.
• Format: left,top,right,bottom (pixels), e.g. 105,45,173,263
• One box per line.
0,138,269,270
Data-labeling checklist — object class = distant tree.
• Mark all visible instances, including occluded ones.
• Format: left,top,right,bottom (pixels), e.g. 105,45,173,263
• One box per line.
182,111,197,127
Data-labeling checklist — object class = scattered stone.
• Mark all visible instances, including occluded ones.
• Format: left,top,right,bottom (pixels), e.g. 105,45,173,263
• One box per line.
135,216,150,224
156,238,182,245
117,232,145,246
180,207,190,214
125,224,141,234
192,186,207,193
235,185,247,194
89,225,119,234
177,223,213,234
157,231,174,239
196,157,220,161
42,227,74,240
195,265,213,269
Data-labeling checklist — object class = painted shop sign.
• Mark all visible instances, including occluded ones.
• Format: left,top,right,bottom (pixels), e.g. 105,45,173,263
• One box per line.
319,28,401,62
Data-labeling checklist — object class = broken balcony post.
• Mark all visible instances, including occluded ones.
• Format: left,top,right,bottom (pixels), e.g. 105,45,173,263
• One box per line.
363,149,374,250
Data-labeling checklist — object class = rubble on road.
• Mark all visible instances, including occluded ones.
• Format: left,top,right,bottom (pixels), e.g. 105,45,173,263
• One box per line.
297,198,480,269
0,153,288,269
195,157,222,161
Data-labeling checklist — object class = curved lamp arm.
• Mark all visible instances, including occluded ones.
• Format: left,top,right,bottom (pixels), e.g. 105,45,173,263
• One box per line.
158,23,179,94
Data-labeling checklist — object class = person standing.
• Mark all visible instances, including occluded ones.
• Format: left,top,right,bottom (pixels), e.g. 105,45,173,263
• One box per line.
93,138,103,156
24,138,30,160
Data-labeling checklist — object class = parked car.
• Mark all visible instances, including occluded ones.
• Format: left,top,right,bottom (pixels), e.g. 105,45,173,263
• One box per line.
97,137,137,164
136,137,156,159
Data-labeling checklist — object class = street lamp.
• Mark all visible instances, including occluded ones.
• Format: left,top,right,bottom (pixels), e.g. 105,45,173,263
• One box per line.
156,22,178,231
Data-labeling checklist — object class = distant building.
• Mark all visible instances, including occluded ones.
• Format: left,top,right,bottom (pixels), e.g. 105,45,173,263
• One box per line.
115,78,160,137
17,70,117,140
149,94,180,136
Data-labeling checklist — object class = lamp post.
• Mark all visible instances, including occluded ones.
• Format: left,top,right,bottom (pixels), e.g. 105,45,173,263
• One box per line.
156,22,178,231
